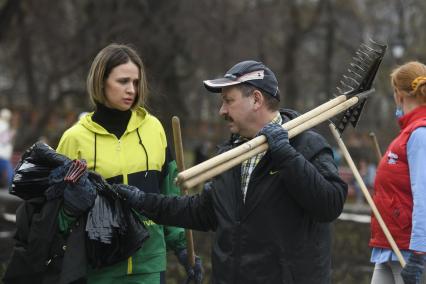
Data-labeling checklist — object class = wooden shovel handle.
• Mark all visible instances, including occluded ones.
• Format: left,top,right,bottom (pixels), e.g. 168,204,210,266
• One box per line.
369,132,382,164
172,116,196,267
330,123,406,267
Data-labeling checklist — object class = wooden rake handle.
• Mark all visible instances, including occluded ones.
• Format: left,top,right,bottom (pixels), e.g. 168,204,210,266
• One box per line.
172,116,196,267
177,95,348,183
179,94,368,190
329,123,406,267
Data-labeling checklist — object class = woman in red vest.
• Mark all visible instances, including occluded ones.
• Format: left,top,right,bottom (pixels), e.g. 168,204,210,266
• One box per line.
370,61,426,284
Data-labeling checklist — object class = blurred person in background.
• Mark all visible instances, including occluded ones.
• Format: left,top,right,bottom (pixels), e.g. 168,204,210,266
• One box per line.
353,157,376,206
0,108,15,188
370,61,426,284
56,43,202,284
115,60,348,284
193,140,212,165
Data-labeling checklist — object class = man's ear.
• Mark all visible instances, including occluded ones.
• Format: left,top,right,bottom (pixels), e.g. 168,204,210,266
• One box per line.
252,90,264,110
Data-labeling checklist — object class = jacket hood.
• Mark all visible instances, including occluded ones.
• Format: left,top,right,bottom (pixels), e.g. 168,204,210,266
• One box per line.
279,108,300,120
79,107,148,135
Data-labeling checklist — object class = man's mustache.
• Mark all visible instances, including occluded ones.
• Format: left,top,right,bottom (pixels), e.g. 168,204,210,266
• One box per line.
223,115,233,122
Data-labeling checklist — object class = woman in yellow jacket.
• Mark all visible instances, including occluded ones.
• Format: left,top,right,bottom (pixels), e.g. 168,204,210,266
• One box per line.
56,43,202,283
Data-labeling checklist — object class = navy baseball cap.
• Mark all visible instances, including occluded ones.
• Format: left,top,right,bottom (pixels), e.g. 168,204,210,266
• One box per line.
203,60,280,101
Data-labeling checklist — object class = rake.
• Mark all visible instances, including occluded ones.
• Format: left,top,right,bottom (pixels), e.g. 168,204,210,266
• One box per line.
176,39,387,190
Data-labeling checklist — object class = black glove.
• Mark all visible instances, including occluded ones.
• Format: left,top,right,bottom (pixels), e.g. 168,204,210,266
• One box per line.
401,252,425,284
48,161,96,216
113,184,145,211
63,172,97,217
88,171,113,192
259,123,293,161
176,248,203,284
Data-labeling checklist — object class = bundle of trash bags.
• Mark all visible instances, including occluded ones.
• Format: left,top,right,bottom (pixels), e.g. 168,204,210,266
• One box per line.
10,141,149,268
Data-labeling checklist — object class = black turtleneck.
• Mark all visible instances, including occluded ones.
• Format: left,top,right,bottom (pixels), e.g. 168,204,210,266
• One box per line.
92,103,131,139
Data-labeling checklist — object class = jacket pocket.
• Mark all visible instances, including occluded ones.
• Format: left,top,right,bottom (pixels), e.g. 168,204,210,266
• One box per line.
390,197,410,230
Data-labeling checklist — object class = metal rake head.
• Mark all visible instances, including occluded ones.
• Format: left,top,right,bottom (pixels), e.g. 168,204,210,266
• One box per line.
333,39,387,134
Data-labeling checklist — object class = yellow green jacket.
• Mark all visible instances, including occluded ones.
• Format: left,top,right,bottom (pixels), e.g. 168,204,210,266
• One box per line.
56,107,186,281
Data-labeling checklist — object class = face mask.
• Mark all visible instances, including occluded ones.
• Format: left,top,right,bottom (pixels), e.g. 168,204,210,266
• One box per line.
395,106,404,118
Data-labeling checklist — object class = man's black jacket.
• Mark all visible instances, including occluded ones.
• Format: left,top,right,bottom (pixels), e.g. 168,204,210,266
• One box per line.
142,109,348,284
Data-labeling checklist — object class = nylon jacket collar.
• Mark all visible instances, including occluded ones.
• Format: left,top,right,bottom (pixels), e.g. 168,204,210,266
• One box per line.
79,107,148,135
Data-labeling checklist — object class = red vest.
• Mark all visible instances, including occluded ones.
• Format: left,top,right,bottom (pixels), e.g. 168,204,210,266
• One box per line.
369,106,426,249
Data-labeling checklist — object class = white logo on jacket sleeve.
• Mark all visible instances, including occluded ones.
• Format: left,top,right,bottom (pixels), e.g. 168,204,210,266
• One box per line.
387,151,398,164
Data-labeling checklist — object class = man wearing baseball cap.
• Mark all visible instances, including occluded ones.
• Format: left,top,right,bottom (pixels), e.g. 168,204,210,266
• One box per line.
116,60,348,283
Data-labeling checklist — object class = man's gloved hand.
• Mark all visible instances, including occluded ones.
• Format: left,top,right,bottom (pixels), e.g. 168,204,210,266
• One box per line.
88,171,112,192
176,248,203,284
259,123,291,158
113,184,145,211
401,252,425,284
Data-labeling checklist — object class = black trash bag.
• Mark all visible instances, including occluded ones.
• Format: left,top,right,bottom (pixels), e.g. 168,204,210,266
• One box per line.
85,175,149,269
10,142,71,200
24,141,70,167
11,143,149,269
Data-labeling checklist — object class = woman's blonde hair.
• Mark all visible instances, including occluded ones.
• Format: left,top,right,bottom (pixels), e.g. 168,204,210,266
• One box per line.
390,61,426,103
86,43,148,109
